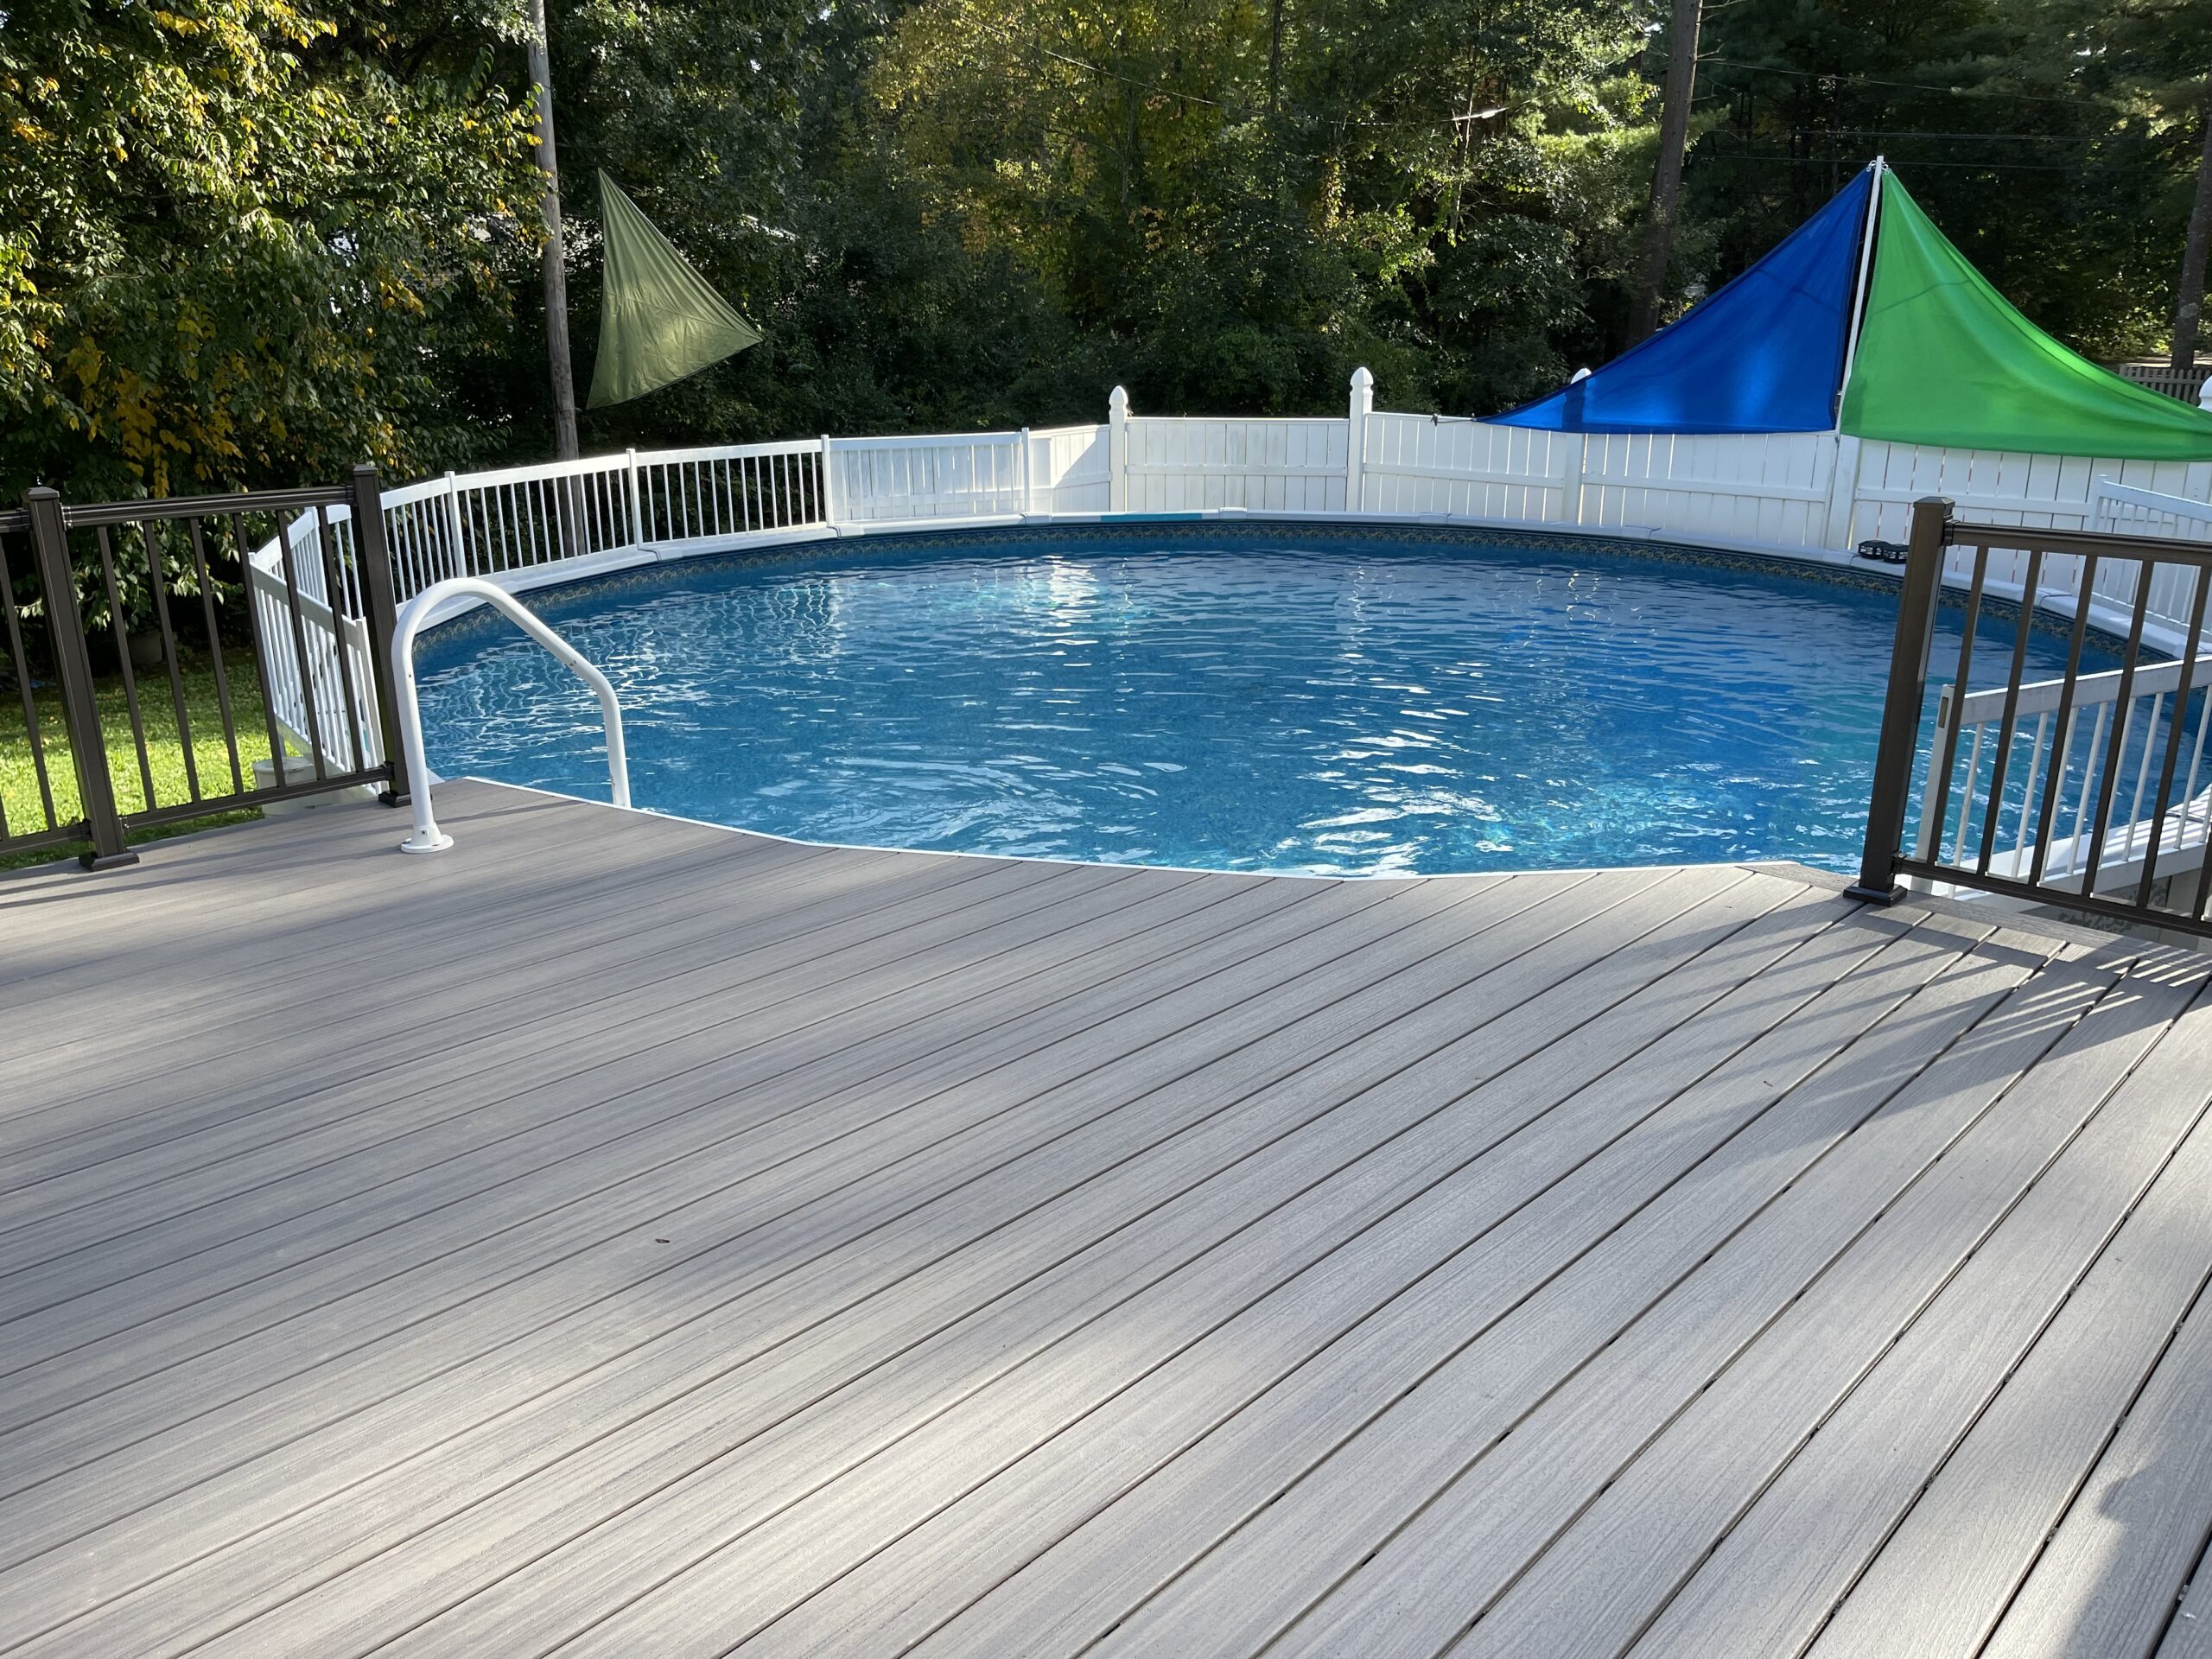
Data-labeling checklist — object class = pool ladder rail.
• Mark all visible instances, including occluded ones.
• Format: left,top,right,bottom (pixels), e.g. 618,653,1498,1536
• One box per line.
390,577,631,853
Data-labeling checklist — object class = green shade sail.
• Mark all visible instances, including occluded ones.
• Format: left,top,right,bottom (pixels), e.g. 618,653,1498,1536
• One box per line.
587,172,762,410
1841,174,2212,461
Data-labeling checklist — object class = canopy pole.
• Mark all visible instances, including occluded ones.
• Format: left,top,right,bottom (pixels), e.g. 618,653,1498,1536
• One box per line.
1834,156,1885,423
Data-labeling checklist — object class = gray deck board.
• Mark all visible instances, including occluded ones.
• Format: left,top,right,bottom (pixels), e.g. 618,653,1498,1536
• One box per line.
2162,1545,2212,1659
1,779,2206,1658
1759,992,2212,1659
1980,1203,2212,1659
82,873,1779,1659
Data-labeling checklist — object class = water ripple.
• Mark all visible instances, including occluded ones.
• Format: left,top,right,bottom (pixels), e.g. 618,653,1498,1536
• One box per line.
414,537,2094,875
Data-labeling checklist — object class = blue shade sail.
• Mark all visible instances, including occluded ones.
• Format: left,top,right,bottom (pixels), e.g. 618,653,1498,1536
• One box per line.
1494,167,1872,435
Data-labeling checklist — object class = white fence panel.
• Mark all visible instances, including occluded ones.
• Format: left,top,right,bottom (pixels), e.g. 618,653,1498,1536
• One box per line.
247,534,382,766
1124,417,1346,512
2115,362,2211,404
830,433,1025,522
1580,431,1836,550
1851,442,2212,542
1853,445,2212,632
1358,416,1569,522
2093,477,2212,541
635,442,823,545
1030,424,1109,513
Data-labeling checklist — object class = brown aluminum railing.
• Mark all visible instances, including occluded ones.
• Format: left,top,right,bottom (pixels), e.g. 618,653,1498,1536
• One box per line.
1853,496,2212,938
0,467,409,869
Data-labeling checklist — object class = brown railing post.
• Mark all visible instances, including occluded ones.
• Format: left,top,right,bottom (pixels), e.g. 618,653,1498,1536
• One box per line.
23,487,138,869
348,465,411,806
1848,495,1952,904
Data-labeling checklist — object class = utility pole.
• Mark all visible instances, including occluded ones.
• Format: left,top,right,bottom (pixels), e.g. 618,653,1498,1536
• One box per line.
526,0,580,460
1627,0,1703,345
2171,75,2212,376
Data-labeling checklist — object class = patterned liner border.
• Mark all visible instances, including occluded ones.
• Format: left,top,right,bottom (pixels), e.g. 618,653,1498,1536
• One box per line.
419,516,2119,657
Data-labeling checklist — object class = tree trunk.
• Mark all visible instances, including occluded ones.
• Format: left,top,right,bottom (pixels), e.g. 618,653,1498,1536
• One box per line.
526,0,581,461
2171,77,2212,376
1267,0,1285,118
1627,0,1704,345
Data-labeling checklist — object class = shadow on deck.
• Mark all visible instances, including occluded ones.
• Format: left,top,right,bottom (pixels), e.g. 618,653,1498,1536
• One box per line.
2,779,2209,1658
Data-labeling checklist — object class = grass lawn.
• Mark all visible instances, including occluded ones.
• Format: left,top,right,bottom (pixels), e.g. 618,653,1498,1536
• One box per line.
0,654,279,871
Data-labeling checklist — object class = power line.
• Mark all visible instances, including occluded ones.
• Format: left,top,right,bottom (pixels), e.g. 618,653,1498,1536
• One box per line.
1705,149,2150,174
1700,57,2090,107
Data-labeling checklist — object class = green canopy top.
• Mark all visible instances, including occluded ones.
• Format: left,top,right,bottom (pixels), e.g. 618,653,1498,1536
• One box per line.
587,172,762,410
1841,173,2212,461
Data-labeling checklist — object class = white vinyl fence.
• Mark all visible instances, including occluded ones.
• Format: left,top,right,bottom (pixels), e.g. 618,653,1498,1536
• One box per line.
251,368,2212,768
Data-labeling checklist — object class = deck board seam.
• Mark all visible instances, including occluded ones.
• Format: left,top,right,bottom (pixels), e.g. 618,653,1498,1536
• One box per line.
0,870,1470,1551
0,838,933,1147
1089,916,2018,1656
0,855,1122,1217
408,877,1745,1659
0,871,1645,1654
0,870,1340,1453
475,897,1962,1656
1616,976,2212,1659
0,860,1178,1262
713,880,1859,1659
1424,950,2198,1659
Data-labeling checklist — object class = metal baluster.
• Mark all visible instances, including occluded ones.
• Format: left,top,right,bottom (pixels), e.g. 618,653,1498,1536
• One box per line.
2136,559,2210,904
138,518,200,801
0,527,59,830
1921,541,1989,871
2014,711,2051,868
1973,550,2044,875
2075,563,2157,895
92,524,156,810
2027,552,2101,887
2190,690,2212,923
2067,702,2112,883
312,504,370,773
2122,691,2164,862
185,517,245,797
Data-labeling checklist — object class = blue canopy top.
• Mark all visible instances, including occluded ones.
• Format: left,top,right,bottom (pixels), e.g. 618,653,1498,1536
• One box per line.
1495,168,1872,435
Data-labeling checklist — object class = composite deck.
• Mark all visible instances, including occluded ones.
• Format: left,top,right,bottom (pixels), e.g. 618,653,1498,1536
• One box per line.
3,779,2211,1658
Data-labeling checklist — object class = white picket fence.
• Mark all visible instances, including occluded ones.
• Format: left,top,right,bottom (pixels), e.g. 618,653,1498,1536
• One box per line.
2113,361,2212,406
248,368,2212,764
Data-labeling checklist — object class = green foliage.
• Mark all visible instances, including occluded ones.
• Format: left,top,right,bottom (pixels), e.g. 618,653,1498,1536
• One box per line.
861,0,1651,416
3,0,2209,499
0,652,272,866
1688,0,2212,359
0,0,543,503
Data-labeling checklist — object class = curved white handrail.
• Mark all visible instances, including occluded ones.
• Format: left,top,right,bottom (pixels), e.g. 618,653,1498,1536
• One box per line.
391,577,631,853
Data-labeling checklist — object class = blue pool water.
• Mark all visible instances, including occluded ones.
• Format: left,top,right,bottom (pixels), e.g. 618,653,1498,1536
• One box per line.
413,529,2106,876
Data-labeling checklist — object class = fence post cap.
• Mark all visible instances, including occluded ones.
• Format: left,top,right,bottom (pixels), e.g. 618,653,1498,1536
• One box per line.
1350,365,1374,390
1108,385,1129,416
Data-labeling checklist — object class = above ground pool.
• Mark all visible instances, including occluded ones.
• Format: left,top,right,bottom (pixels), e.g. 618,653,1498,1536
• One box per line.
412,524,2110,876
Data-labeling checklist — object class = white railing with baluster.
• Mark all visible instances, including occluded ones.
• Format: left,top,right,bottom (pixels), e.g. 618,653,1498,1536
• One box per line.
1918,652,2212,901
245,372,2212,782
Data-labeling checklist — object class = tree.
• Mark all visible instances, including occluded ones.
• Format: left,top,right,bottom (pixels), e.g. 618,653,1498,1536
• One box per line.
1627,0,1701,343
2174,80,2212,371
0,0,543,505
865,0,1652,416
